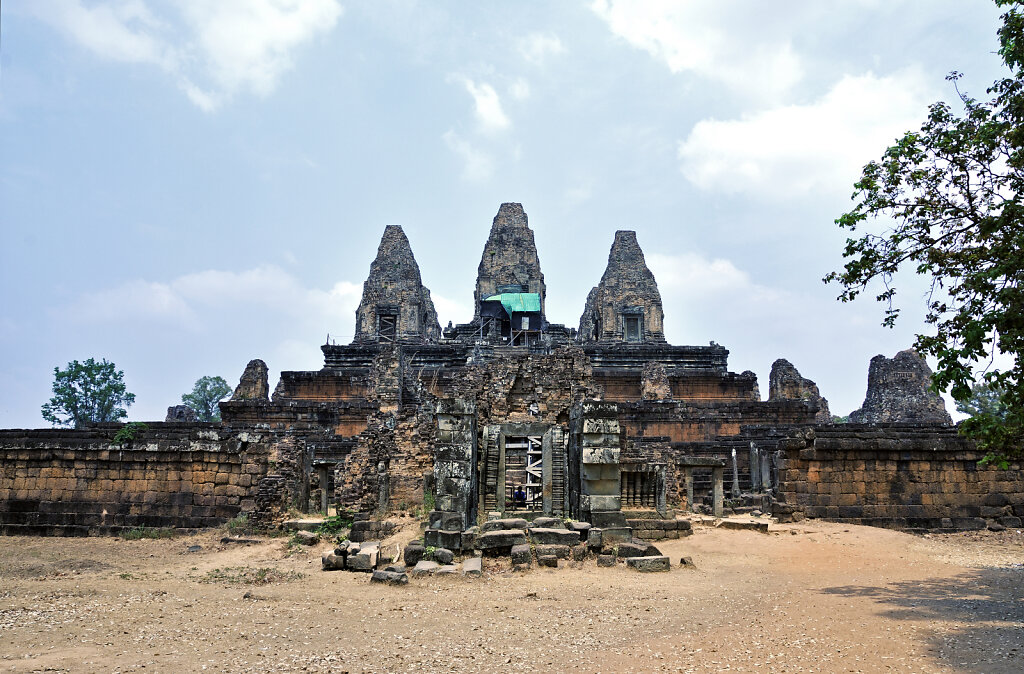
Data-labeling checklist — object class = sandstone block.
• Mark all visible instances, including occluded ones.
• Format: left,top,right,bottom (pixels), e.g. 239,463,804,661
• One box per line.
535,544,571,559
626,555,670,572
529,528,580,546
510,544,532,566
370,570,408,585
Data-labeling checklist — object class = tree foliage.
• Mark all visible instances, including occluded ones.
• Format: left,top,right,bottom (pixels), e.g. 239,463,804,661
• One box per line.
41,358,135,428
825,1,1024,460
181,375,232,422
956,381,1010,420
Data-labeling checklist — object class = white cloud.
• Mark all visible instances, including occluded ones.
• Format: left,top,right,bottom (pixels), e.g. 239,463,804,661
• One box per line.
442,130,494,182
452,76,510,132
677,70,935,199
431,293,472,328
29,0,343,111
648,252,784,305
590,0,802,101
508,77,530,101
60,266,361,335
519,32,565,66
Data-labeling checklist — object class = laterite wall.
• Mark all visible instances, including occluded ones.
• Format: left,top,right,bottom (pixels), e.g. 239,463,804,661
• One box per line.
777,424,1024,530
0,425,272,536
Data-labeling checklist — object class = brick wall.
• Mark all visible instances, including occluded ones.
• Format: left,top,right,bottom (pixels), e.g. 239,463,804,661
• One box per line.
777,424,1024,530
0,425,272,536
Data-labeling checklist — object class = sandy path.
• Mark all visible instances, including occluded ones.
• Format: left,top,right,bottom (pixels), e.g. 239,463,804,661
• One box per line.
1,520,1022,673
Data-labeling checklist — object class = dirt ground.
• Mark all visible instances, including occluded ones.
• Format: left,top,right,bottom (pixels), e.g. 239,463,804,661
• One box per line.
1,519,1022,673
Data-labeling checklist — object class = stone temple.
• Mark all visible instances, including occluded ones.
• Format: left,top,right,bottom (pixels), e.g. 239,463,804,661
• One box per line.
2,203,1022,540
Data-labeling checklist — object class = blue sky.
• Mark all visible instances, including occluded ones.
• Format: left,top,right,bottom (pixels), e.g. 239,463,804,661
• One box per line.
0,0,1010,426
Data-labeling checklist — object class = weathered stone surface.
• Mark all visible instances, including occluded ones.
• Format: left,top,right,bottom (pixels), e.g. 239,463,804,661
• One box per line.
579,230,666,343
462,556,483,577
510,544,532,566
284,519,324,532
529,528,581,546
231,359,269,402
370,569,409,585
614,542,650,558
848,349,952,424
537,555,558,568
679,556,696,568
165,405,196,422
472,203,546,322
482,518,530,533
353,225,440,344
410,560,440,577
769,359,832,424
641,361,672,401
626,555,670,572
568,521,592,540
435,564,459,575
571,544,588,561
597,554,617,567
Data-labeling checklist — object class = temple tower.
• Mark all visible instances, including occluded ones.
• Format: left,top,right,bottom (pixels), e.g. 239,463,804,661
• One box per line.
578,231,666,344
353,225,441,344
473,203,547,321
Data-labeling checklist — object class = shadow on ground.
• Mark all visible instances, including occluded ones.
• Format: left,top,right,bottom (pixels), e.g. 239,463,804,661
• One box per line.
823,565,1024,672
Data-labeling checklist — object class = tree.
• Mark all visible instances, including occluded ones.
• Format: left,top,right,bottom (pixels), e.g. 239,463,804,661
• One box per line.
956,382,1009,420
824,1,1024,461
41,358,135,428
181,376,232,422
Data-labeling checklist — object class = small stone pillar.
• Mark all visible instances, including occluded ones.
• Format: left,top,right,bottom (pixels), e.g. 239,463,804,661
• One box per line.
712,467,724,517
318,464,330,514
574,400,626,528
683,467,694,513
731,447,741,497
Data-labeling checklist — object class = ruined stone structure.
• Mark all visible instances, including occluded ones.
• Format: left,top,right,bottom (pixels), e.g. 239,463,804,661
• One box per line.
849,349,952,424
579,230,666,344
353,224,440,344
1,202,1020,539
769,358,832,424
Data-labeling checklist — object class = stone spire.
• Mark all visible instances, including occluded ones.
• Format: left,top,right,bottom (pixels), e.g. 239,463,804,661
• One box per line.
768,359,832,424
578,231,666,343
473,203,546,321
849,349,952,424
353,225,440,344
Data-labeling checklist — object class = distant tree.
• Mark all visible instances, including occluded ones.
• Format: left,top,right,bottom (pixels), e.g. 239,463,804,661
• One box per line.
181,376,232,422
41,358,135,428
956,382,1009,420
831,415,850,424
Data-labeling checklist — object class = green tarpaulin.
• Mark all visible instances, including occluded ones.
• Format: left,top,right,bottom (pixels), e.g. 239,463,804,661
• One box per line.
484,292,541,316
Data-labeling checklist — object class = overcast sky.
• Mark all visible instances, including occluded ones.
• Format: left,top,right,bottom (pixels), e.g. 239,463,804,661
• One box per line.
0,0,1010,427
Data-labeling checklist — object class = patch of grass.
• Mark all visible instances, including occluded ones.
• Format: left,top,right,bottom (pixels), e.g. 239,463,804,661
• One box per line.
118,572,134,580
120,527,176,540
225,514,254,535
199,566,305,586
316,511,354,536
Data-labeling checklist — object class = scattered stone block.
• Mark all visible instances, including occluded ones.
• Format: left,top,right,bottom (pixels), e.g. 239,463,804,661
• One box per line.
432,547,454,565
403,543,425,567
462,556,482,577
529,528,581,546
321,551,344,571
988,521,1006,532
284,519,323,532
716,519,769,533
435,564,459,575
626,556,670,572
678,556,696,569
411,560,440,577
477,529,528,555
587,528,603,551
538,555,558,568
346,543,379,572
999,516,1022,528
602,527,633,546
535,544,571,560
511,544,532,566
571,544,587,561
530,517,566,529
615,542,650,558
567,521,592,540
294,530,319,545
597,554,616,567
370,570,408,585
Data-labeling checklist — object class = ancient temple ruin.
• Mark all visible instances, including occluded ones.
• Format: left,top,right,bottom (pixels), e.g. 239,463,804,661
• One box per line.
2,202,1020,539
